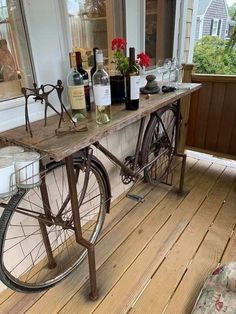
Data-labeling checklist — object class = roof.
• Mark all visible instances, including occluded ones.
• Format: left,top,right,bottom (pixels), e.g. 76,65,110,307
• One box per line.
197,0,212,16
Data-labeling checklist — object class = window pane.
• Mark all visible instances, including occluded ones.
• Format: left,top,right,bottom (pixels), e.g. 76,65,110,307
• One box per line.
0,0,34,101
145,0,176,67
66,0,109,62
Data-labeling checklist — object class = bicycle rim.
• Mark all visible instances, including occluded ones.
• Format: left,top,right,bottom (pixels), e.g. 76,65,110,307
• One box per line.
142,107,176,185
0,157,107,292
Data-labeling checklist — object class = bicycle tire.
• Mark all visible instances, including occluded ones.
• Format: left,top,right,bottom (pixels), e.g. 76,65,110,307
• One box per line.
141,105,177,185
0,154,110,292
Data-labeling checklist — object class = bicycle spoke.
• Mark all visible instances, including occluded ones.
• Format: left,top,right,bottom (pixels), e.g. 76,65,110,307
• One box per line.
0,157,107,290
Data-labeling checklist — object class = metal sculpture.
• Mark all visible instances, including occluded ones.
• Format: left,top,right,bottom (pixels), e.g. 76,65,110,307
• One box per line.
21,80,75,137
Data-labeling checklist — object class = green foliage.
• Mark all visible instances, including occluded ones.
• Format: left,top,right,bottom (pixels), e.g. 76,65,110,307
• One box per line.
228,4,236,19
227,8,236,50
193,36,236,74
112,50,129,74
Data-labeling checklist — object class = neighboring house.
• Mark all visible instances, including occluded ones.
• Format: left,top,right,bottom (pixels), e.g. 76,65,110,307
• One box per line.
195,0,229,42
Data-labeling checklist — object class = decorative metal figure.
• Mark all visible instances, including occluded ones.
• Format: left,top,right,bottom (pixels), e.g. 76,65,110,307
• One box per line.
21,80,75,137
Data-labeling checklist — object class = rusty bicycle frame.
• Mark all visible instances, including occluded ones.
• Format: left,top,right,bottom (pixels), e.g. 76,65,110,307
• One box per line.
0,100,186,301
58,99,186,300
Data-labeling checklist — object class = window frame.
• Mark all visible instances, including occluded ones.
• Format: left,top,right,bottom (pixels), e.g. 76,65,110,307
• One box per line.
211,18,220,36
0,0,36,107
140,0,183,74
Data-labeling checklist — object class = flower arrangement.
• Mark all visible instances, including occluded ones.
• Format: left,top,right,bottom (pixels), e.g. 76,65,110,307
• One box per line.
111,37,150,75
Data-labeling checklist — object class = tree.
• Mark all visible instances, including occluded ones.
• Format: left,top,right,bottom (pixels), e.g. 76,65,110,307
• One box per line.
228,4,236,18
193,36,236,74
227,10,236,50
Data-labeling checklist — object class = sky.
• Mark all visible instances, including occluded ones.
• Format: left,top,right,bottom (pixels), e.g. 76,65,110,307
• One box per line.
227,0,236,6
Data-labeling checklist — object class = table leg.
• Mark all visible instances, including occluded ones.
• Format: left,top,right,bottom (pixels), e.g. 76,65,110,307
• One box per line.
65,155,98,300
175,100,187,194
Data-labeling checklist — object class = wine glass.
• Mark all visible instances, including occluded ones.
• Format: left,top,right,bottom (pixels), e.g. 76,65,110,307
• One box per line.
163,58,172,85
172,57,184,89
156,60,164,88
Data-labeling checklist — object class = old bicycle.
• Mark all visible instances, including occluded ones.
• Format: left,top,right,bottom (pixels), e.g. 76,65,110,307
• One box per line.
0,83,200,299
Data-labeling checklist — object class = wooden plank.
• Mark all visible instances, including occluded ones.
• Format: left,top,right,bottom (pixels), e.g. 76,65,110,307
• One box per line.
194,82,212,149
90,163,225,314
205,83,226,151
1,159,196,313
0,84,201,161
0,158,196,311
229,110,236,156
219,182,236,264
192,74,236,83
186,89,199,147
24,159,206,314
164,177,236,314
216,84,236,154
130,167,236,314
58,159,214,313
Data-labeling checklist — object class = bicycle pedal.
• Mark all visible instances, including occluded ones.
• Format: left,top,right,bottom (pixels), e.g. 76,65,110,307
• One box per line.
126,194,144,203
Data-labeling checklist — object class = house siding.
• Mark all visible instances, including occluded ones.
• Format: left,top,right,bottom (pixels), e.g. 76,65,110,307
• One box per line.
195,17,201,42
202,0,228,38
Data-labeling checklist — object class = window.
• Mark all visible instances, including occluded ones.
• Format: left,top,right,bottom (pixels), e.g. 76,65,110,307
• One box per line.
0,0,34,102
210,18,221,36
145,0,176,68
66,0,114,64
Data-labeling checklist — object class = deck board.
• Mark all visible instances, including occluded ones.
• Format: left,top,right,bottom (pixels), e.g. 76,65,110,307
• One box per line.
130,167,236,314
0,156,236,314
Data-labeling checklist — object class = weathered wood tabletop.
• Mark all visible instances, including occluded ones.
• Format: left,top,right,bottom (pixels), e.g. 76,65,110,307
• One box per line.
0,83,201,161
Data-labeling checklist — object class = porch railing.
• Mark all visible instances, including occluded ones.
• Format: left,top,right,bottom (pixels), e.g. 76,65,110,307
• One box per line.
180,65,236,160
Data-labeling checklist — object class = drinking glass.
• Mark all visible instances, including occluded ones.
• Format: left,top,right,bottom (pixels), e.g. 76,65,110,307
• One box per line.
156,60,164,88
163,58,172,85
174,58,184,89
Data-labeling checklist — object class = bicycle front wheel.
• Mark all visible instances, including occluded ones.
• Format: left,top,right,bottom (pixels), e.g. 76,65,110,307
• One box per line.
141,106,177,185
0,154,109,292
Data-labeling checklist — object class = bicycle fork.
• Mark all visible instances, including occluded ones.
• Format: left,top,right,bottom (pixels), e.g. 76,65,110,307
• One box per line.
65,149,98,300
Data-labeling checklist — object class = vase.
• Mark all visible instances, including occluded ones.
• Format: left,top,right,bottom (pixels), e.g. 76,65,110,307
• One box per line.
110,75,125,104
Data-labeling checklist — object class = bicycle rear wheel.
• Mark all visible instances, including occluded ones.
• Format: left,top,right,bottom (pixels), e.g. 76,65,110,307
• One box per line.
0,154,110,292
141,106,177,185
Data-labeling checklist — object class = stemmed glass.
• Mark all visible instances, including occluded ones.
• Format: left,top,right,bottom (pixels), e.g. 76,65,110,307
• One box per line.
156,60,165,89
172,57,184,89
163,58,172,85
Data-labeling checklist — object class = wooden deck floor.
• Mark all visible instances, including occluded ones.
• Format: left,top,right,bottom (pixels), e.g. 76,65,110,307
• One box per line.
1,156,236,314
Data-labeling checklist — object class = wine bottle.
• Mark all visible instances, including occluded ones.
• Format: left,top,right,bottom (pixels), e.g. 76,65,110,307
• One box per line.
67,52,86,121
125,47,140,110
90,47,99,80
75,51,91,111
92,50,111,124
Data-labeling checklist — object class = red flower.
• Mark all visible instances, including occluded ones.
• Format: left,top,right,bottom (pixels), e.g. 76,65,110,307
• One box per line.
137,52,150,68
112,38,127,51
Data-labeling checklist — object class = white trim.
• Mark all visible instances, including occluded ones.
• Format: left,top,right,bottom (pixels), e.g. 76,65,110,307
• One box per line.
211,18,220,36
220,18,223,37
178,0,188,62
0,97,34,112
173,0,182,59
199,15,204,39
188,0,199,63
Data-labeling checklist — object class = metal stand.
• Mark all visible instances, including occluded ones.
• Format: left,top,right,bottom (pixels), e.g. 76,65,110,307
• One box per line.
65,155,98,300
175,99,187,194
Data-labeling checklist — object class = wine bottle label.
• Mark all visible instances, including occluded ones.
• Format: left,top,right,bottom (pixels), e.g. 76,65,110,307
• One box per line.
93,85,111,106
68,86,86,109
130,76,140,100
